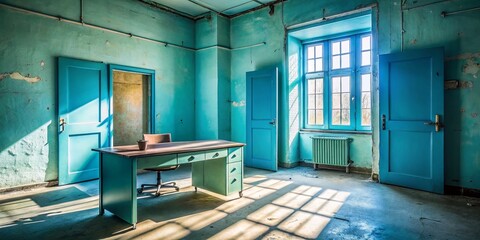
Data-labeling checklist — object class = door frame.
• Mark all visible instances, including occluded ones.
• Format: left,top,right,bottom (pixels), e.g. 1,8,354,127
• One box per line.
108,64,156,143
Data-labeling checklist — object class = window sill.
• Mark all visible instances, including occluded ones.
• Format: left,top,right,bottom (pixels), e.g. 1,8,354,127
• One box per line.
300,129,372,135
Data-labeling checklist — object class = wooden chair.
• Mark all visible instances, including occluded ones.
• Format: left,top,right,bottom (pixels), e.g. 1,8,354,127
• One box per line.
137,133,180,197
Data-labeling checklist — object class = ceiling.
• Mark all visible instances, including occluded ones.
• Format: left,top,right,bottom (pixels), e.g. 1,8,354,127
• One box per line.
148,0,277,19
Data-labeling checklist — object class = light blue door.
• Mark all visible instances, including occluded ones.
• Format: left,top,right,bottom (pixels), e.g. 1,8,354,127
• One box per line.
246,68,278,171
58,57,109,185
379,48,444,194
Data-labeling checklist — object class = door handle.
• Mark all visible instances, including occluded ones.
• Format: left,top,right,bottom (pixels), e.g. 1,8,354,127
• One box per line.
269,119,276,125
59,118,67,133
424,114,444,132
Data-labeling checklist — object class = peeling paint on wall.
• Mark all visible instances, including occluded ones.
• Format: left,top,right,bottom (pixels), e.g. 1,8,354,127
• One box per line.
232,100,246,107
463,59,479,78
446,52,480,61
445,80,473,89
0,72,41,83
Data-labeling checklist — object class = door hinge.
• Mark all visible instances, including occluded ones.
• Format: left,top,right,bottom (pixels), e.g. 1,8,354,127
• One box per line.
382,114,386,130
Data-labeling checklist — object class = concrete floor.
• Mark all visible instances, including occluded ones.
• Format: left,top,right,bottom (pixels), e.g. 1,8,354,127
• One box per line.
1,166,479,240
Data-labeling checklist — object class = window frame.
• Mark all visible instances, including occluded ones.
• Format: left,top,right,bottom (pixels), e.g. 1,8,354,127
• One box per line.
302,32,372,132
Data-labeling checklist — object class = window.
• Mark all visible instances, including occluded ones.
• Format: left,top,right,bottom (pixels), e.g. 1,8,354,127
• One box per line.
304,33,372,131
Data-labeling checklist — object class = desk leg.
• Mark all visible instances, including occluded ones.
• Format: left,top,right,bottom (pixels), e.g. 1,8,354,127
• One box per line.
99,154,104,215
101,154,137,226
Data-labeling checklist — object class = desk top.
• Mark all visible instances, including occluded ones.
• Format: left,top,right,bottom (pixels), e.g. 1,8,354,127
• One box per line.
92,140,245,158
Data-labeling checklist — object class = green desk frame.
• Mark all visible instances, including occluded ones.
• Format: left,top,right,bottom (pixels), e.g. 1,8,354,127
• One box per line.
93,140,245,228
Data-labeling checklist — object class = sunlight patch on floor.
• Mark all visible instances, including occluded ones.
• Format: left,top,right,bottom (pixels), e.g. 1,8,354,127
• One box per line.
209,219,270,240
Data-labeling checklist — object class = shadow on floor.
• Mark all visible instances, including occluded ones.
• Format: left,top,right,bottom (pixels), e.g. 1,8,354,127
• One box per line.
1,167,479,239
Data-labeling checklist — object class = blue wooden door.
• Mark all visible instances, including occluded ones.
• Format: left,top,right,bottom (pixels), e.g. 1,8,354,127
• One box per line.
379,48,444,194
246,68,278,171
58,57,109,185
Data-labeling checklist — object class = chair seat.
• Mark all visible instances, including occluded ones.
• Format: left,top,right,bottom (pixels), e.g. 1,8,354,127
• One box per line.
145,165,179,172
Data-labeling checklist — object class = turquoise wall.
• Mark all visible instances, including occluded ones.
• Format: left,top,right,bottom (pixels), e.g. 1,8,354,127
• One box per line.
230,0,480,189
1,0,479,190
195,14,231,140
230,0,377,168
0,0,195,188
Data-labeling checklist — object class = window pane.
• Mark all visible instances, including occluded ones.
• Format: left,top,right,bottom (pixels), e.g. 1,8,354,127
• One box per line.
342,93,350,109
341,54,350,68
315,45,323,58
341,110,350,125
315,110,323,125
308,110,315,125
316,94,323,109
362,92,371,109
307,60,314,72
315,78,323,93
332,56,340,69
361,51,371,66
308,46,315,59
332,77,341,93
332,110,341,124
362,109,371,126
361,74,371,91
315,58,323,71
341,76,350,92
308,95,315,109
362,36,371,51
332,42,340,55
332,93,340,109
308,79,315,94
341,40,350,53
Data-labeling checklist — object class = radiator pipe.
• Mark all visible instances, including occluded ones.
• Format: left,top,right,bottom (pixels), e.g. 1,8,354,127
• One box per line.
80,0,84,24
441,6,480,17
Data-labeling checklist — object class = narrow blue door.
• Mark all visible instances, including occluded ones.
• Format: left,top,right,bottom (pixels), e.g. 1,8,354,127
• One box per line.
58,57,109,185
246,68,278,171
379,48,444,194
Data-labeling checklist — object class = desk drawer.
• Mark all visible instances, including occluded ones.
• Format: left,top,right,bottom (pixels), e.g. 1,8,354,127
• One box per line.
228,175,242,194
137,154,177,169
206,149,227,160
228,161,242,176
178,152,205,164
228,147,243,163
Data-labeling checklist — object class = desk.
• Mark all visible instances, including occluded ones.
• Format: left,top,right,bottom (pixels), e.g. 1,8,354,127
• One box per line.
93,140,245,228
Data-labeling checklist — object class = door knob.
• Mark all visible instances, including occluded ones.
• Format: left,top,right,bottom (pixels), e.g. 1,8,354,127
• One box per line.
59,118,67,133
424,114,444,132
269,119,276,125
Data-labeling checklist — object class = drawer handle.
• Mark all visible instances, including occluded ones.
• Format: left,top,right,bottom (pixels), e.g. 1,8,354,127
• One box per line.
188,156,195,161
230,168,236,173
231,154,236,159
213,153,219,158
231,178,237,183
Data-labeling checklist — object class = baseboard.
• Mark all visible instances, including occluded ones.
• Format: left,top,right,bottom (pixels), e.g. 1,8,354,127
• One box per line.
278,161,299,168
298,161,372,175
445,185,480,198
0,180,58,194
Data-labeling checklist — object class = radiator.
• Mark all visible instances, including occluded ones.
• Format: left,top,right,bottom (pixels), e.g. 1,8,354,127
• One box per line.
312,136,353,173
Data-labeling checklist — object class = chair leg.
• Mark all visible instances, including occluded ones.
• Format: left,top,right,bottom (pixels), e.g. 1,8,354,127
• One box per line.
153,171,179,197
138,171,180,196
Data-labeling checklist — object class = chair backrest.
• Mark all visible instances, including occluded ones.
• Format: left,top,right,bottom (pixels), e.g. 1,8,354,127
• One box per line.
143,133,172,143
